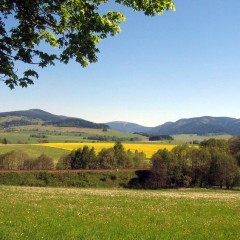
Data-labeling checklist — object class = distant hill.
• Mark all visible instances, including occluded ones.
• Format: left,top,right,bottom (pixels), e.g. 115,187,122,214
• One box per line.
0,109,109,129
1,109,240,135
50,118,109,129
0,109,67,122
149,117,240,135
107,117,240,135
106,121,152,133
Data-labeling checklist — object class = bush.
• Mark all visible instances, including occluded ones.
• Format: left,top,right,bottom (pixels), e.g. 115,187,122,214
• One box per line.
0,150,32,170
0,171,138,188
34,154,54,170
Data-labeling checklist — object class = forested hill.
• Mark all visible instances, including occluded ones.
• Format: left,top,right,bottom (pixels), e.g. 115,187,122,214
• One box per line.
108,117,240,135
1,110,240,135
0,109,67,122
150,117,240,135
49,118,109,129
106,121,152,133
0,109,109,129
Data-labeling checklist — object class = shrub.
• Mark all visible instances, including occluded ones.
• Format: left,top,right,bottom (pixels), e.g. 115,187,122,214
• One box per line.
34,154,54,170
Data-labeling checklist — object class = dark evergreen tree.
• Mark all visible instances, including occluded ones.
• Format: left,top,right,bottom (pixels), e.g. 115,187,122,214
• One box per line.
70,149,80,169
56,153,73,170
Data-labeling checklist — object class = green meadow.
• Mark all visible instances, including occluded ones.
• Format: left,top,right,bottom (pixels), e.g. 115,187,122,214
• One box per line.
0,186,239,240
172,134,232,144
0,144,69,163
0,126,147,144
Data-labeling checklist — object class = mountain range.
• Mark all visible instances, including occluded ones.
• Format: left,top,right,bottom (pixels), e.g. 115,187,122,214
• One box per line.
107,117,240,135
0,109,240,135
105,121,152,134
0,109,109,130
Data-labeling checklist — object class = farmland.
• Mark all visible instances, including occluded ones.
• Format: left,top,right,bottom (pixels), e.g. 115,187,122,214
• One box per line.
0,185,239,240
0,125,147,144
0,142,178,163
0,144,69,163
172,134,232,144
0,122,233,145
35,142,178,159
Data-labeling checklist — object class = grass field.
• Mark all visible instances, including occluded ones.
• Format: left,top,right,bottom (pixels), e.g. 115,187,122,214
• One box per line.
11,125,137,136
172,134,233,144
0,125,233,145
36,142,178,158
0,144,69,163
0,186,239,239
0,126,147,144
0,142,178,162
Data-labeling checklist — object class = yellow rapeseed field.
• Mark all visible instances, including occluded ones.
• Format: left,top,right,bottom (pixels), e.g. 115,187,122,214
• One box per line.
35,142,177,158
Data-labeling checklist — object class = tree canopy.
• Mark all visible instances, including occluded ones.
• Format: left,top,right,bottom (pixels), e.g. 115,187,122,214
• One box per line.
0,0,175,89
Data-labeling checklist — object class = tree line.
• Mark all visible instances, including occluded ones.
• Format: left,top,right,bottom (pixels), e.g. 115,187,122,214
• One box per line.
143,138,240,189
1,137,240,190
0,142,147,170
0,151,54,170
56,142,147,170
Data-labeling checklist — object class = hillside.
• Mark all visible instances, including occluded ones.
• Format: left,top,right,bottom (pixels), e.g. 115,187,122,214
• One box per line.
106,121,152,133
0,109,146,143
107,117,240,135
1,109,240,136
49,118,109,129
150,117,240,135
0,109,108,129
0,109,67,122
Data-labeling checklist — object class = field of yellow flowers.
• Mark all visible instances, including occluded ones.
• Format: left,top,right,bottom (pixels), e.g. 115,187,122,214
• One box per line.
35,142,177,158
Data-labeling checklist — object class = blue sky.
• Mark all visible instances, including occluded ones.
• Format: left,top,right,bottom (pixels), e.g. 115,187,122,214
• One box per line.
1,0,240,126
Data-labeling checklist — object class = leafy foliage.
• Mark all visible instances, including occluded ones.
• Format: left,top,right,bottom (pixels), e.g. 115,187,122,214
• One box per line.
229,136,240,155
0,150,32,170
0,0,175,88
0,150,54,170
146,140,240,189
56,141,147,169
34,153,54,170
70,146,97,169
0,171,137,188
200,138,229,153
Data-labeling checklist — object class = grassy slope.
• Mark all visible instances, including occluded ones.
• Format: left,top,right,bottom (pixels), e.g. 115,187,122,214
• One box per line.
0,116,23,123
0,123,233,144
0,125,147,144
37,142,177,158
0,186,239,240
172,134,232,144
0,144,69,163
12,125,141,136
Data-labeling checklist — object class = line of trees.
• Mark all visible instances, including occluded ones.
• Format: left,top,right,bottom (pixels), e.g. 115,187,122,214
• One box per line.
56,141,147,170
0,151,54,170
1,137,240,190
149,135,174,141
0,142,148,171
144,138,240,189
